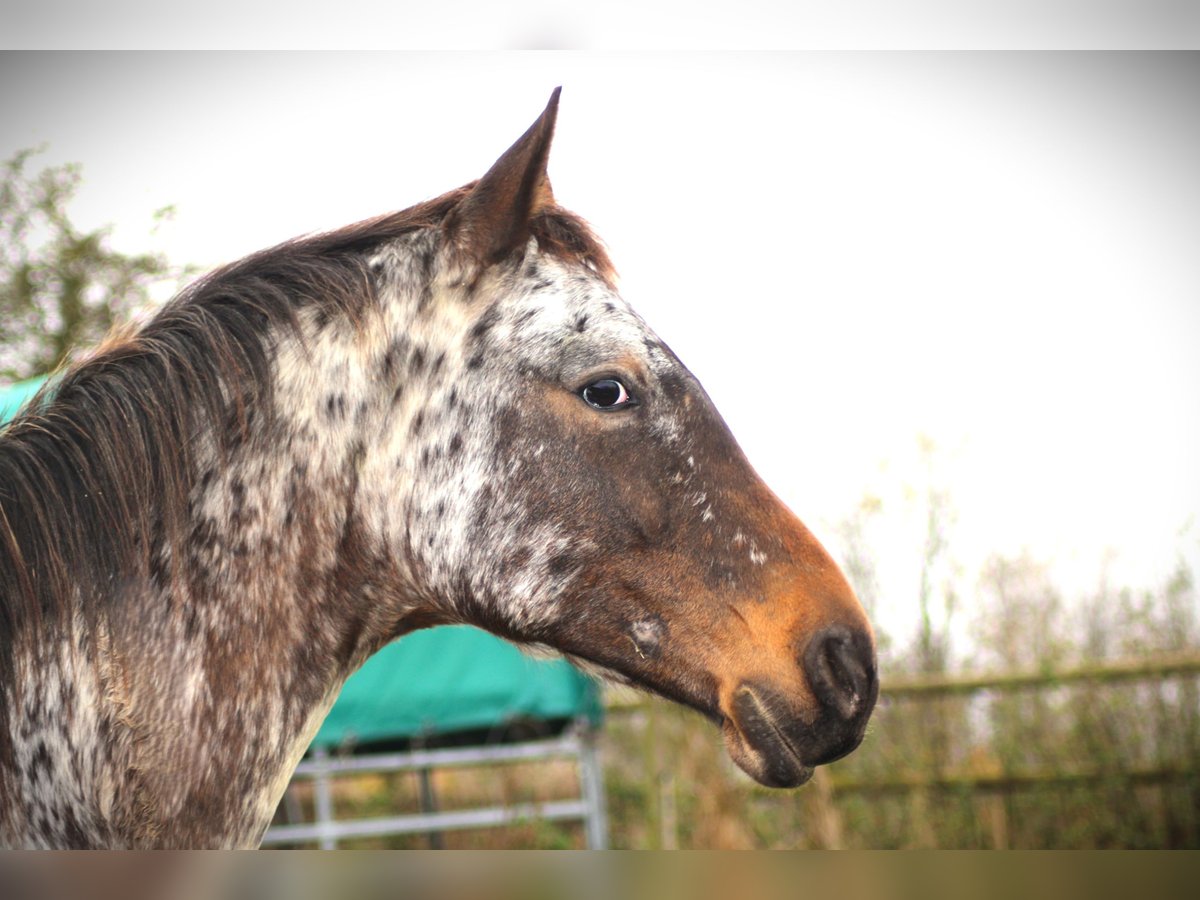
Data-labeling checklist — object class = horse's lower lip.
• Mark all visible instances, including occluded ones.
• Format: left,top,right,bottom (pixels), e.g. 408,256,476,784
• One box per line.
723,689,816,788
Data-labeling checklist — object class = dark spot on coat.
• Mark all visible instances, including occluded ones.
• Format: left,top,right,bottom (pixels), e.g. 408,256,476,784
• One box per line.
183,605,200,639
30,740,51,774
547,553,575,577
325,394,346,420
704,559,742,591
381,342,400,379
469,307,500,343
472,485,494,529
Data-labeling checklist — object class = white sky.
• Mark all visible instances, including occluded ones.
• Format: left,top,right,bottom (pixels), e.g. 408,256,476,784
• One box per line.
2,52,1197,647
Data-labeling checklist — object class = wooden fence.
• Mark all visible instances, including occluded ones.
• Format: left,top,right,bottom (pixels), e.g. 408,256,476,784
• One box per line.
604,651,1200,848
830,650,1200,794
881,650,1200,697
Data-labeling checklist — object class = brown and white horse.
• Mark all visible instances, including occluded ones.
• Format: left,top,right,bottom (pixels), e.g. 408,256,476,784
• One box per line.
0,89,876,848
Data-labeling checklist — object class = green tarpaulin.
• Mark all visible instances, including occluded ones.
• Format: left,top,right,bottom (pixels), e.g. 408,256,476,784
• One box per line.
0,377,600,746
0,376,47,421
312,626,600,748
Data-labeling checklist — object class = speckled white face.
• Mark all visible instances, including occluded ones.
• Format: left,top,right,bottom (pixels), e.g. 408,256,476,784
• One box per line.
354,232,699,639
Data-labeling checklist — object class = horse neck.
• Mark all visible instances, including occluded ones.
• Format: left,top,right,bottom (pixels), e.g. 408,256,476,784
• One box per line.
118,306,440,846
5,280,440,847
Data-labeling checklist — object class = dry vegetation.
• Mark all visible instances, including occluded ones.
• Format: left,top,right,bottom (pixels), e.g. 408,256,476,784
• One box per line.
278,509,1200,849
279,560,1200,850
596,550,1199,850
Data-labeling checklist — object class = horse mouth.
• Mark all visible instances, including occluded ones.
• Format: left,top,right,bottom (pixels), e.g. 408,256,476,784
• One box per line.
721,686,817,788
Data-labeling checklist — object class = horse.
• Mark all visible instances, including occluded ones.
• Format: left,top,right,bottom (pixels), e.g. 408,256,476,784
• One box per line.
0,89,877,848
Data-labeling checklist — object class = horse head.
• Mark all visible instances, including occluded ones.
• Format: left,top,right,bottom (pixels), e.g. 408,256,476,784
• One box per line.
364,89,878,786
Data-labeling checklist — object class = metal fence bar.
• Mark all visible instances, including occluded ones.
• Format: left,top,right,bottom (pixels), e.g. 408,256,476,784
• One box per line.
288,732,584,779
264,720,605,848
578,724,609,849
310,745,336,850
417,765,444,849
261,799,591,846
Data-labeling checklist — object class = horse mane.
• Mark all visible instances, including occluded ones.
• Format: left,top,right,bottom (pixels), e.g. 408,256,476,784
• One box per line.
0,183,613,758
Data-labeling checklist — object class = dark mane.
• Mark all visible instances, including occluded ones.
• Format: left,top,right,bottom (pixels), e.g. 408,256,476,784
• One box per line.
0,183,613,767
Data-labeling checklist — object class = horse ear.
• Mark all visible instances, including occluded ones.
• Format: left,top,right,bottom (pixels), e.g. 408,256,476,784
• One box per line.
445,87,561,266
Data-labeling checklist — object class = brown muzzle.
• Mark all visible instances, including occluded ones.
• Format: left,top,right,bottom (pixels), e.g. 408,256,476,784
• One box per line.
723,622,877,786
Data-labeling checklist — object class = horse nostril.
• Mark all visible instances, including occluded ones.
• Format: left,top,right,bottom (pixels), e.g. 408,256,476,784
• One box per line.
802,625,877,722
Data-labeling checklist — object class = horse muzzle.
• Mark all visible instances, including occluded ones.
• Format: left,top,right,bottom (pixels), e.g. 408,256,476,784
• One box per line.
720,624,878,787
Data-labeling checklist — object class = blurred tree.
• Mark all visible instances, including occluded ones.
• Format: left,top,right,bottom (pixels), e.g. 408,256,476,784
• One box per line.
912,434,959,675
833,492,887,648
0,147,184,381
974,552,1067,671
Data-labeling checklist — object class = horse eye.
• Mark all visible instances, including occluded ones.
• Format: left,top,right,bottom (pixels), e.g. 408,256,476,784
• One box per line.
581,378,635,411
